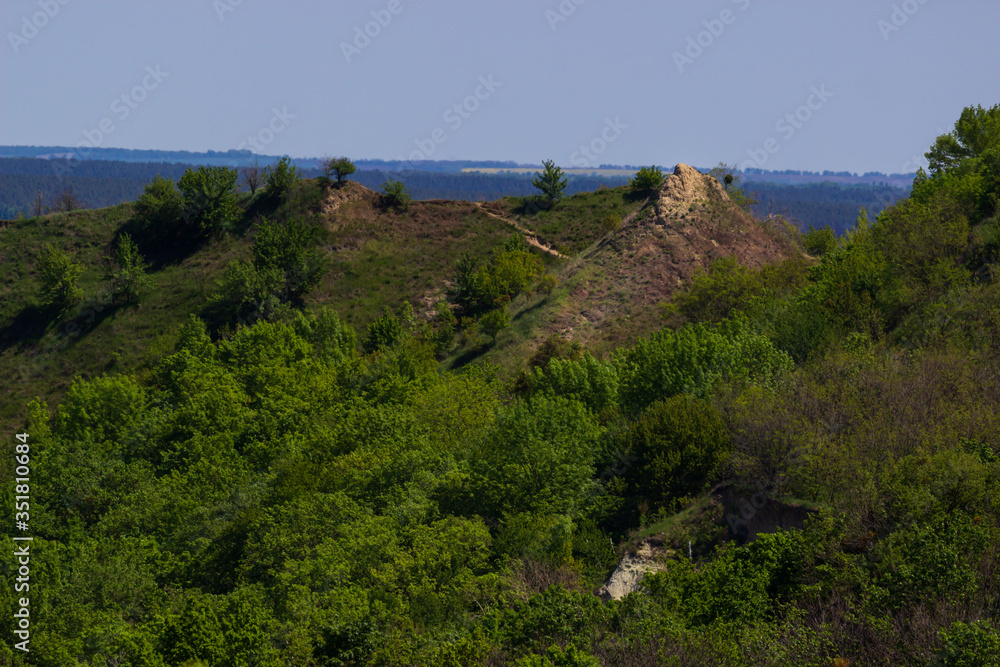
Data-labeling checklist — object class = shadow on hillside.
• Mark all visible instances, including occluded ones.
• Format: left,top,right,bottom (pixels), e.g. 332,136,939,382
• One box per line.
449,344,490,370
115,219,211,272
511,197,551,217
0,304,56,349
0,298,121,354
512,299,546,322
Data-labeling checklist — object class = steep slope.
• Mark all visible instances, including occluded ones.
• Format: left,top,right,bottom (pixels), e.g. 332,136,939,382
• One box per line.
464,164,801,369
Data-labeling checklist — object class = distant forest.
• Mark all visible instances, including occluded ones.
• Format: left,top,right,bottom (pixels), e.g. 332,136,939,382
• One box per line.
0,156,910,235
747,181,910,236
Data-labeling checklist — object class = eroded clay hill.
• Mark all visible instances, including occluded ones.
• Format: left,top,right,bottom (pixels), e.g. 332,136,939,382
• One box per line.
515,163,800,353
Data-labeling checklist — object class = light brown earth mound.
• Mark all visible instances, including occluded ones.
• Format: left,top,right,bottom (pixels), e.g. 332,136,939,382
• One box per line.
520,163,799,353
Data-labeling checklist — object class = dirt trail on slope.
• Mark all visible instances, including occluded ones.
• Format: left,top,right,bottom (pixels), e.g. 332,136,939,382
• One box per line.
474,203,569,259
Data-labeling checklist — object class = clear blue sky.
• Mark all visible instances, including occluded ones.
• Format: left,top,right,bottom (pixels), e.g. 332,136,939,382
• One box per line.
3,0,998,173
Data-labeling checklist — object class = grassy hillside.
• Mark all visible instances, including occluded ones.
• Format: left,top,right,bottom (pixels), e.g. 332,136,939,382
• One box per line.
3,130,1000,665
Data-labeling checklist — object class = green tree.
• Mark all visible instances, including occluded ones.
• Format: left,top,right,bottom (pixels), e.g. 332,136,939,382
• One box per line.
802,224,838,256
106,232,152,306
178,166,241,237
381,179,411,210
621,395,730,509
479,307,510,344
364,308,405,354
37,244,84,310
251,216,327,303
451,235,544,315
925,104,1000,174
531,159,567,207
133,175,184,236
629,165,665,196
322,156,357,184
264,157,299,201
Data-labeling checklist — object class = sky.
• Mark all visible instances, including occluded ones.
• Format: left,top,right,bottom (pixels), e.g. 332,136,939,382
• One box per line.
2,0,999,174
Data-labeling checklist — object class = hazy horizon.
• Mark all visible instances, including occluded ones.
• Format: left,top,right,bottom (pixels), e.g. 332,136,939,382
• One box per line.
3,1,999,174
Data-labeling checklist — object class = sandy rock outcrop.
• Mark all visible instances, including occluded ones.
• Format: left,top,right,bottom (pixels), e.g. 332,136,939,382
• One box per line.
597,541,671,601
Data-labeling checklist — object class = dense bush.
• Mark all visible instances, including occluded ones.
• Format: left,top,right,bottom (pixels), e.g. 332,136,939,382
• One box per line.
620,395,730,510
178,165,241,237
36,243,84,310
452,235,544,315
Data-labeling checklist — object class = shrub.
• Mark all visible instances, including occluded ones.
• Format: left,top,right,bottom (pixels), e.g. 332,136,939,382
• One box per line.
621,395,730,509
934,621,1000,667
600,214,622,233
37,244,84,310
616,318,793,413
479,307,510,344
105,232,151,306
536,273,557,295
132,175,184,236
802,224,838,256
321,156,356,184
629,166,665,195
251,216,327,303
380,179,411,210
178,165,241,237
451,236,544,315
263,157,299,201
364,308,405,354
525,353,619,415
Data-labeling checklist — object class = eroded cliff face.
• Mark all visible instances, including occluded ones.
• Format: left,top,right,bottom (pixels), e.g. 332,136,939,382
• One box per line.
597,541,671,601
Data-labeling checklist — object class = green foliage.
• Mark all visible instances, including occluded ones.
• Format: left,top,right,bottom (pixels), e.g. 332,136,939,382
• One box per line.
209,216,327,326
132,175,184,236
926,103,1000,175
322,155,357,184
600,213,621,232
621,395,730,509
37,243,84,310
293,307,357,364
802,224,838,256
629,165,665,195
532,159,568,207
474,396,602,518
873,515,992,611
617,318,793,413
934,621,1000,667
524,353,619,415
381,178,411,210
516,645,600,667
106,232,152,306
209,260,285,326
364,308,406,354
479,306,510,344
263,157,299,202
452,235,544,315
178,165,241,237
666,255,810,324
250,216,327,303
